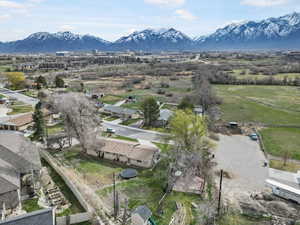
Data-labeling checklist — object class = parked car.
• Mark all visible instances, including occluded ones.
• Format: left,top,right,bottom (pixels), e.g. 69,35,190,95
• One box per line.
249,133,258,141
106,128,116,134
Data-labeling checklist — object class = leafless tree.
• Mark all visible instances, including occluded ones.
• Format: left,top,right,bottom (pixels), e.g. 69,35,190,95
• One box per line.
46,92,102,154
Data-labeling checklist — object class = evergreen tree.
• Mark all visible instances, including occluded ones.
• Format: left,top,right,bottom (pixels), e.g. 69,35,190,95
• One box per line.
32,102,46,142
178,96,194,110
141,97,160,127
55,76,65,88
36,75,47,88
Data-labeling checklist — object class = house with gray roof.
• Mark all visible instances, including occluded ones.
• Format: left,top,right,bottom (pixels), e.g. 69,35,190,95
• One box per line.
154,109,173,127
103,104,138,120
0,131,41,211
0,208,55,225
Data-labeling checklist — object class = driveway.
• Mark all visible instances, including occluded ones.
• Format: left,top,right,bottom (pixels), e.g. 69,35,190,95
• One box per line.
0,88,38,106
103,121,168,142
215,135,269,201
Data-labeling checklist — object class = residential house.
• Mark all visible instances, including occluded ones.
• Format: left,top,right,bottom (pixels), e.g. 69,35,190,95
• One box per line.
0,208,55,225
0,131,41,212
88,138,160,168
131,205,152,225
103,104,139,120
0,109,51,132
155,109,173,127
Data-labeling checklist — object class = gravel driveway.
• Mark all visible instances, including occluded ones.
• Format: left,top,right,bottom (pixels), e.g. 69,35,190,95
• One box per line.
214,135,269,202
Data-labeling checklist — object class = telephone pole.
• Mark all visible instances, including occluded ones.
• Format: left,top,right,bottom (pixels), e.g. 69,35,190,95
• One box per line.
217,169,223,216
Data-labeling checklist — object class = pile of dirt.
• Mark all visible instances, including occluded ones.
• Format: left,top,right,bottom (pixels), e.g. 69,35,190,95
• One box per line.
237,192,300,225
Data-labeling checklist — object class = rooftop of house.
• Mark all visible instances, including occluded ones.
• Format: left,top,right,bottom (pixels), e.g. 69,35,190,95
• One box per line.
132,205,152,222
158,109,173,121
95,137,159,162
103,104,137,116
0,131,41,194
0,208,55,225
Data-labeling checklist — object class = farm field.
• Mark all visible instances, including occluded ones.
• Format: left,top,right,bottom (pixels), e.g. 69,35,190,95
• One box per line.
231,69,300,80
260,127,300,161
215,85,300,124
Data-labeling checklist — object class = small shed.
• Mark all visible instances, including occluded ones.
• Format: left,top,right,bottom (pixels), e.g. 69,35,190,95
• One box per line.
131,205,152,225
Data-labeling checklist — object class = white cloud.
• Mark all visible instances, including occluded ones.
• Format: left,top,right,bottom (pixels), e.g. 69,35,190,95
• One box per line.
59,24,75,31
0,14,11,21
144,0,185,7
241,0,289,7
175,9,197,21
0,0,26,9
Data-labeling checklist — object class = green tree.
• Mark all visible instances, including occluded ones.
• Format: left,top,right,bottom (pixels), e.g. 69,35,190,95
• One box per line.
169,110,208,151
32,102,46,142
5,72,25,89
141,97,160,127
36,75,47,88
55,76,65,88
178,96,194,110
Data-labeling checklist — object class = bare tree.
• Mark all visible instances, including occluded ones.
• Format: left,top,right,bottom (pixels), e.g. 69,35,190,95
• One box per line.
46,92,102,153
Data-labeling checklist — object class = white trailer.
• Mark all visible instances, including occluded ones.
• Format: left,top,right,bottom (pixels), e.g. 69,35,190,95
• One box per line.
266,179,300,204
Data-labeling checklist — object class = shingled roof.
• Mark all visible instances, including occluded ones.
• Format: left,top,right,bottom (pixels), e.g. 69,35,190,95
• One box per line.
0,208,55,225
0,131,41,200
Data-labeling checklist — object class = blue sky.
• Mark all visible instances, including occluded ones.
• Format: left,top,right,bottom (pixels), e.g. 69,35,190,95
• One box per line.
1,0,300,42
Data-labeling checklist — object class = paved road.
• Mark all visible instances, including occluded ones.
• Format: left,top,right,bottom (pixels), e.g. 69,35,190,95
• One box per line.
0,88,38,106
215,135,269,201
103,121,168,142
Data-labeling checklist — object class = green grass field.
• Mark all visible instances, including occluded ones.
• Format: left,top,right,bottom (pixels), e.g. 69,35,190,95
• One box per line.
260,127,300,160
269,159,300,173
215,85,300,124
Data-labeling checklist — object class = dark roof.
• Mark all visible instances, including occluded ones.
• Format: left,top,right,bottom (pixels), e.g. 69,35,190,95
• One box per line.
133,205,152,222
0,208,54,225
120,169,138,179
103,104,137,116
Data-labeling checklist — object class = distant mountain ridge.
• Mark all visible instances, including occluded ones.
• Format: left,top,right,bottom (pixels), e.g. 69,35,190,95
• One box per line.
1,12,300,53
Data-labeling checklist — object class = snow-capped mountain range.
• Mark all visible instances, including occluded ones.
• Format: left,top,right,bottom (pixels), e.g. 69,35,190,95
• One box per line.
1,12,300,53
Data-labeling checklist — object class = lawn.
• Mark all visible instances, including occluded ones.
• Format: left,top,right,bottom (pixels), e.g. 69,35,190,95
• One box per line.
0,65,11,72
113,135,138,142
269,159,300,173
47,123,64,135
215,85,300,124
42,159,86,216
260,127,300,160
7,104,33,115
22,198,42,213
218,213,271,225
101,95,123,105
120,118,141,126
59,146,124,186
98,159,201,225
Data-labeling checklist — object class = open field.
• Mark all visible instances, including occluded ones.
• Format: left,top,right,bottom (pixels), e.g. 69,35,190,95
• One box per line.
231,69,300,80
215,85,300,124
260,127,300,160
269,159,300,173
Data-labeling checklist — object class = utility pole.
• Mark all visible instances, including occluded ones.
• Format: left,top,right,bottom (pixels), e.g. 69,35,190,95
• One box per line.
122,199,128,225
113,172,117,219
217,169,223,216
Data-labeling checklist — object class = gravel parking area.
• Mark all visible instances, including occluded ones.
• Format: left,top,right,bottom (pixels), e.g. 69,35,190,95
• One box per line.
215,135,269,202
